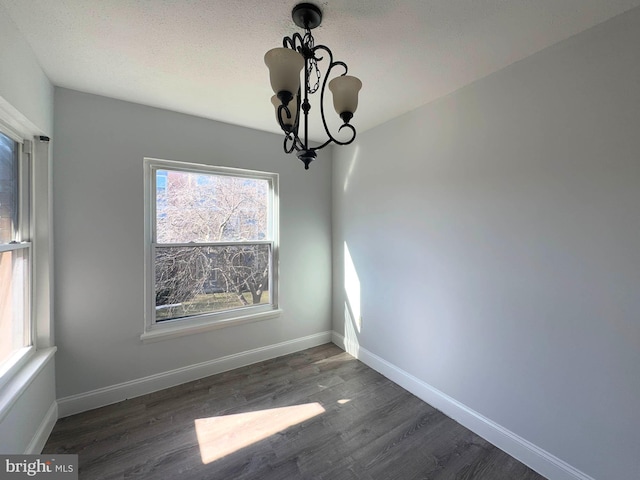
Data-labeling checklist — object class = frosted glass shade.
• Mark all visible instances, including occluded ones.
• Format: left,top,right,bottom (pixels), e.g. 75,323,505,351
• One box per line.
264,48,304,99
271,95,298,129
328,75,362,116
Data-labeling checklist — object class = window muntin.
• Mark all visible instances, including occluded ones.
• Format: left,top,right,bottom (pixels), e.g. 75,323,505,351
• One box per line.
147,160,278,330
0,130,30,368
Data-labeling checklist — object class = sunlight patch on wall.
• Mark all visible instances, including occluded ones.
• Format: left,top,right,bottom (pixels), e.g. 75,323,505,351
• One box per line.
344,242,361,331
343,145,360,192
344,304,360,358
194,403,325,464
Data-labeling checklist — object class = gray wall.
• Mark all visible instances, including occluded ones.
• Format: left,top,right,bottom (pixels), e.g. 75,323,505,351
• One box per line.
53,88,332,398
332,7,640,480
0,5,53,134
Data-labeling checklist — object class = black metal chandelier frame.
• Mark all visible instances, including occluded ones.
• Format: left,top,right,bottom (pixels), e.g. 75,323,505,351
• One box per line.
275,3,357,170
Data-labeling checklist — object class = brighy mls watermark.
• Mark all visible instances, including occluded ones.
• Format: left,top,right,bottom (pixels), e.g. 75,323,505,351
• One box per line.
0,455,77,479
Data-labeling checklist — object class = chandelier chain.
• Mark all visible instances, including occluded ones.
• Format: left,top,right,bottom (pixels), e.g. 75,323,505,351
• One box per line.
303,29,321,94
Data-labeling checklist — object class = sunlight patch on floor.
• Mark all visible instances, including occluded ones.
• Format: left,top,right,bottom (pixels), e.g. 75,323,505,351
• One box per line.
194,403,325,464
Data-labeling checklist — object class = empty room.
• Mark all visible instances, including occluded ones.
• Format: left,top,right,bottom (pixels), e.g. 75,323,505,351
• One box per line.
1,1,639,479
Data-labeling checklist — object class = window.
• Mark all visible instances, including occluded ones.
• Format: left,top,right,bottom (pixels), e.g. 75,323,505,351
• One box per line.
144,158,279,341
0,129,31,371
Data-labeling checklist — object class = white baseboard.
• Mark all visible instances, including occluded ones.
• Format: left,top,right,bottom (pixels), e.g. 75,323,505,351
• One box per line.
331,332,594,480
25,401,58,454
58,331,332,418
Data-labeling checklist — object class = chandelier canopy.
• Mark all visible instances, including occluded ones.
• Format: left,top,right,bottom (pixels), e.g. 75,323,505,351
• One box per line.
265,3,362,170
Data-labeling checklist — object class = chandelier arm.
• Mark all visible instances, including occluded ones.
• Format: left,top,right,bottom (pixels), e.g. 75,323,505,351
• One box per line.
276,103,292,130
289,128,305,152
283,32,305,52
277,86,305,155
336,122,356,140
276,103,305,152
311,45,356,147
283,132,296,154
303,49,311,151
293,89,304,150
284,128,306,154
290,86,300,137
311,122,355,151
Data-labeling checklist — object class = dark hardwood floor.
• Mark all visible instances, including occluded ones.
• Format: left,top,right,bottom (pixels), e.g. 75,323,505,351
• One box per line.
44,344,546,479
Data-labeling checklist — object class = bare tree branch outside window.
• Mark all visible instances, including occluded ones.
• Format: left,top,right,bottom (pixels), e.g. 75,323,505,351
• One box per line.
153,169,273,321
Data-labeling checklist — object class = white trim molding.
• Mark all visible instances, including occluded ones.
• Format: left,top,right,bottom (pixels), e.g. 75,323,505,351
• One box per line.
142,157,281,341
331,332,595,480
58,331,332,418
140,309,283,343
25,400,57,454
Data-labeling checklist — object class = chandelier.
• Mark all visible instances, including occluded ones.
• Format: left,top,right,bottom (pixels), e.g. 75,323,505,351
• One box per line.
265,3,362,170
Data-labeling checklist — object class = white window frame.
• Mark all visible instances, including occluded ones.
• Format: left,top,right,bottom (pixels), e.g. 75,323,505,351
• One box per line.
142,158,281,343
0,124,33,388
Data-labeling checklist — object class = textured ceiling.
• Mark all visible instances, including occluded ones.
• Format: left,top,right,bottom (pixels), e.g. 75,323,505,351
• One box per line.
2,0,640,141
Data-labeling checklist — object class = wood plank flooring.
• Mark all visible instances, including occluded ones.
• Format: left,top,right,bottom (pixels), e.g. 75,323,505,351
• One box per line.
44,344,547,479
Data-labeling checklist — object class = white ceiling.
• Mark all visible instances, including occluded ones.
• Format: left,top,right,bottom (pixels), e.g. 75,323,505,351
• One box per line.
2,0,640,141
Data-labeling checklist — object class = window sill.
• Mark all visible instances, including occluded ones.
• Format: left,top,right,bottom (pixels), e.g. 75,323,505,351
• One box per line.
0,347,56,423
140,308,283,344
0,346,35,392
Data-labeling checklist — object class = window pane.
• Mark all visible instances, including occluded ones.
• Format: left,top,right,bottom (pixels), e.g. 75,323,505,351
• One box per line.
156,170,269,243
0,132,18,244
0,248,28,366
155,244,271,321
